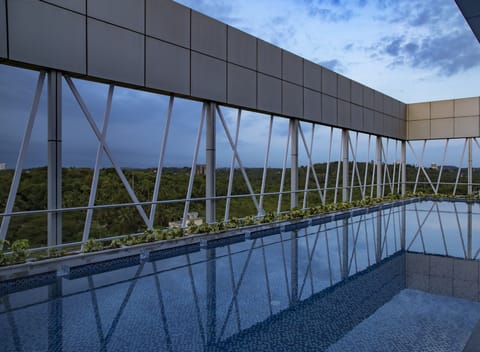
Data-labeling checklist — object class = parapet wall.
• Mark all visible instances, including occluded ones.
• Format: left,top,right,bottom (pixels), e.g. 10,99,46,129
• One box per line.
0,0,406,139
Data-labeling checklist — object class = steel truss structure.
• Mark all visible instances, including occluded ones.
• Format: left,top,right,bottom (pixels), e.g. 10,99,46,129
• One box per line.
1,68,479,249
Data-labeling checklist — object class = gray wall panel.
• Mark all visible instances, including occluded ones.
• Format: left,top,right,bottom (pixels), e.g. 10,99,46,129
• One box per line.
374,91,384,112
282,51,303,85
282,81,303,117
88,0,144,33
3,0,411,138
384,95,395,116
351,105,363,131
374,112,384,135
338,75,351,101
191,52,226,102
321,94,337,125
364,109,375,133
43,0,86,13
364,87,374,110
351,81,363,105
258,40,281,78
191,11,227,60
399,103,406,120
0,0,6,58
146,38,190,95
146,0,190,47
304,60,321,92
304,88,321,122
322,68,337,97
338,100,351,128
227,64,256,109
227,27,256,70
8,0,86,73
257,73,281,114
88,19,143,85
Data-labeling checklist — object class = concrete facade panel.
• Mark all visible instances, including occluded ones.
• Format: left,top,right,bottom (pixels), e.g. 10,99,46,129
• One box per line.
282,81,303,117
374,92,384,112
382,116,393,137
303,60,322,92
303,88,321,122
398,117,406,138
146,38,190,95
454,116,479,138
322,68,337,97
431,99,454,119
399,103,406,120
337,100,351,128
191,52,226,102
257,73,281,115
191,11,227,60
227,64,256,109
351,81,363,105
88,0,144,33
0,0,6,58
227,27,256,70
321,94,337,125
351,105,363,131
383,96,394,116
408,120,430,140
282,51,303,85
363,109,375,133
43,0,86,13
146,0,190,47
455,97,480,117
338,75,351,102
394,100,402,119
374,112,384,135
8,0,86,73
88,19,143,85
430,118,454,139
363,86,374,110
408,103,430,120
258,40,281,78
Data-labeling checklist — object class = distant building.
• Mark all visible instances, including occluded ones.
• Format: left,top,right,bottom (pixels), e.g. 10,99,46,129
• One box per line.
430,163,438,170
169,212,203,228
0,163,6,170
196,164,206,175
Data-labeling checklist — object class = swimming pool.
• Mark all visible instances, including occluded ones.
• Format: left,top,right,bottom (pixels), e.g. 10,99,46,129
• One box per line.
1,200,480,351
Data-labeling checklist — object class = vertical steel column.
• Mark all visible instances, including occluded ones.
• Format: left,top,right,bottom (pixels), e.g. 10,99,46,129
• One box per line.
376,136,383,198
342,129,349,202
206,103,216,223
401,141,406,196
48,71,62,246
290,119,298,209
401,205,406,250
468,138,473,195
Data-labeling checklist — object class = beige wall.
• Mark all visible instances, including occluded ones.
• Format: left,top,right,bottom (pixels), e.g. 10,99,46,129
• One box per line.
407,97,480,140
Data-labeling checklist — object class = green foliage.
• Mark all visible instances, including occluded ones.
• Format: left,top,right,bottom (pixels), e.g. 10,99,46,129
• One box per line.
82,239,104,253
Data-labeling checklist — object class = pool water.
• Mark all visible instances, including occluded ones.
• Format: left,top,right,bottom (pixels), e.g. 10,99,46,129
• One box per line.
1,200,480,351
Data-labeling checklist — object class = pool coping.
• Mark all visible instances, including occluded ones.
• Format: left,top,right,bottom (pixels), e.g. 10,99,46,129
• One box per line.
0,196,474,283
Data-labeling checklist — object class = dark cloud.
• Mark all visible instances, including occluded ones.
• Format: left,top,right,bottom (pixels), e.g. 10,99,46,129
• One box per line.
374,0,464,28
317,59,346,73
374,31,480,76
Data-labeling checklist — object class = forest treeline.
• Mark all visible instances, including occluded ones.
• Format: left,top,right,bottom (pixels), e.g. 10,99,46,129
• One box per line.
0,163,473,246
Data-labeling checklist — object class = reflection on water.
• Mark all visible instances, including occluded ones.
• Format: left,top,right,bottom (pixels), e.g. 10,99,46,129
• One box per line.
0,201,479,351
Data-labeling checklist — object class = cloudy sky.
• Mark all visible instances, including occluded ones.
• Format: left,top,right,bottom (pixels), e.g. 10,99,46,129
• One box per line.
1,0,480,169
